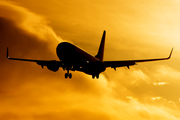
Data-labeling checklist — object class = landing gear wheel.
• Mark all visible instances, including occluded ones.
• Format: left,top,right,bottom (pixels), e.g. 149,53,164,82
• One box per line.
92,75,95,79
69,73,72,79
65,73,68,79
96,74,99,79
64,73,72,79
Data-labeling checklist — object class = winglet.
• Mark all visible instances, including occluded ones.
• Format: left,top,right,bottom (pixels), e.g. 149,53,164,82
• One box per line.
7,47,9,59
167,48,173,59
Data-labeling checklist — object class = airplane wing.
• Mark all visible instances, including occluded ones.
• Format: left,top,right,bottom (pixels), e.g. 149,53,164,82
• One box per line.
104,48,173,69
6,48,63,70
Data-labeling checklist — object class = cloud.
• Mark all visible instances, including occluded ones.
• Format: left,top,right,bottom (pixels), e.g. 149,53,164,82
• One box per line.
0,1,63,92
0,2,113,119
154,65,180,80
1,1,180,120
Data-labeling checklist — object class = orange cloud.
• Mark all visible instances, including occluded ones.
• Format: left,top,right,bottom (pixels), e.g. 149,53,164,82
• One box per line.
1,1,180,120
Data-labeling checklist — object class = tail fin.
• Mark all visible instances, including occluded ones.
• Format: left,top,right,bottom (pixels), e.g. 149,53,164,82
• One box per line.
95,30,106,61
7,47,9,58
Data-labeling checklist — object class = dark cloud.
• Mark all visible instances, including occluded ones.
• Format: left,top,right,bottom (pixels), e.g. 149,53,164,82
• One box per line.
0,16,54,89
0,5,108,96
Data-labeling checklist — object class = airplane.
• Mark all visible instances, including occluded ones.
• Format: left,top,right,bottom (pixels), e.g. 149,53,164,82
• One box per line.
7,30,173,79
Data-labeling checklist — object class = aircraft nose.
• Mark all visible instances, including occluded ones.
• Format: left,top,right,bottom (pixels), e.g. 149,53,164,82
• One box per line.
56,42,76,61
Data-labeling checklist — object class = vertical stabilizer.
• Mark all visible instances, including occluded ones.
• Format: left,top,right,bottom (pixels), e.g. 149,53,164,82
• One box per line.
95,30,106,61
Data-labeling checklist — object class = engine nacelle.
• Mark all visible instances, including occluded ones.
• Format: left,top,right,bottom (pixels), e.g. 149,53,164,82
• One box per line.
47,61,59,72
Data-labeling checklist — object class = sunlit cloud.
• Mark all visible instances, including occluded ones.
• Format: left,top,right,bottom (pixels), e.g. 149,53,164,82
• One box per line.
153,65,180,81
152,97,162,100
153,82,169,86
1,0,180,120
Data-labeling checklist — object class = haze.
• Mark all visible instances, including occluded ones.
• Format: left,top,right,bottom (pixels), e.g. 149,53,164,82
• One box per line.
0,0,180,119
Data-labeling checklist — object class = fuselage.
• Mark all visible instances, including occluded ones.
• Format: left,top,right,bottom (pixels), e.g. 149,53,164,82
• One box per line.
56,42,106,75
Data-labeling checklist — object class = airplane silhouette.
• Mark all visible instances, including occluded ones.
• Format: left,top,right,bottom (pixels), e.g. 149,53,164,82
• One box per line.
7,30,173,79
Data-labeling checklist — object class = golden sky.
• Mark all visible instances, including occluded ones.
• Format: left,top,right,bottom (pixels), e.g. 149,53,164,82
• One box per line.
1,0,180,119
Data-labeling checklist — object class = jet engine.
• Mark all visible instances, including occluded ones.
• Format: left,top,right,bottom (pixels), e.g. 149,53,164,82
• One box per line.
47,61,59,72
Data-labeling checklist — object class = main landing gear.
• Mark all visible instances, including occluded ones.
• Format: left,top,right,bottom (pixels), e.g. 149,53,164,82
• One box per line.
65,69,72,79
65,73,72,79
92,74,99,79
